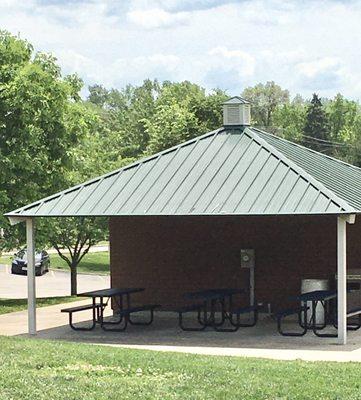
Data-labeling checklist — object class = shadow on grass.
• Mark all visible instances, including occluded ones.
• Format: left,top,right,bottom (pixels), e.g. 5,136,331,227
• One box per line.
0,296,78,315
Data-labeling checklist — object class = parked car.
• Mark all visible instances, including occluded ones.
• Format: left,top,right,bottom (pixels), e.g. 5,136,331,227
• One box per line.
11,249,50,276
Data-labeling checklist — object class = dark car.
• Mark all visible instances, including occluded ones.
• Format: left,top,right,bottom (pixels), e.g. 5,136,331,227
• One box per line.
11,249,50,276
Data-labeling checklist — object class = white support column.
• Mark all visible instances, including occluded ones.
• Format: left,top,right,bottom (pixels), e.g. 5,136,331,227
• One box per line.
337,214,356,345
337,216,347,344
26,218,36,335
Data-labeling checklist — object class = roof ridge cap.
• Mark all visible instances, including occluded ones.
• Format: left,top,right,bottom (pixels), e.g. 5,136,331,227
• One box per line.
245,127,355,213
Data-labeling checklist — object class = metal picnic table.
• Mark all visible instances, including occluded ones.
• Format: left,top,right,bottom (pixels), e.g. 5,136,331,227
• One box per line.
278,289,361,337
293,289,337,337
78,287,145,328
183,288,247,330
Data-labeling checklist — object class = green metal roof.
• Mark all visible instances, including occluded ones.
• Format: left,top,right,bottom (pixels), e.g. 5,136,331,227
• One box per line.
6,126,361,221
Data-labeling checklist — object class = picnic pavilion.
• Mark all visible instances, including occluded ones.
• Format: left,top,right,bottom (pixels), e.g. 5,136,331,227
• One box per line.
5,97,361,344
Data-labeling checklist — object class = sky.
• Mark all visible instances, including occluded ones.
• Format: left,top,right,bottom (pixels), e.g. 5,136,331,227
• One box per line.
1,0,361,100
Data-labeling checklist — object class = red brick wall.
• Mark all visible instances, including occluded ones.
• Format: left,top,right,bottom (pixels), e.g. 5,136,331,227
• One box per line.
110,215,361,310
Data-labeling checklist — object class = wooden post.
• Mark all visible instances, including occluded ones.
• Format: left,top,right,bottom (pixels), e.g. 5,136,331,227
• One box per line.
26,218,36,335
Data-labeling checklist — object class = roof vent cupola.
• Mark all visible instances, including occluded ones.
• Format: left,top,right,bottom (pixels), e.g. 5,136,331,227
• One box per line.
223,96,251,127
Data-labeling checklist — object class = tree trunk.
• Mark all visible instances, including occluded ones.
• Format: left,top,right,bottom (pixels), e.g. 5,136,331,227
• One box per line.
70,263,77,296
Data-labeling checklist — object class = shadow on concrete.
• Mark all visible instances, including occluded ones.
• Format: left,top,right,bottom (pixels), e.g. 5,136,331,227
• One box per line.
18,312,361,354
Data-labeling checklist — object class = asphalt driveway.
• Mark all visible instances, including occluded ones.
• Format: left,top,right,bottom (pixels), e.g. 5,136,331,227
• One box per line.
0,265,110,299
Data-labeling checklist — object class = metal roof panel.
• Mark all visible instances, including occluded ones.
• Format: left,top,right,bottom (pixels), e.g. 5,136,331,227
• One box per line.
6,126,361,219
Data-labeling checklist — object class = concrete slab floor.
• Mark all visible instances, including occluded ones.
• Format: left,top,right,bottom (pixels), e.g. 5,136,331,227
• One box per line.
1,305,361,362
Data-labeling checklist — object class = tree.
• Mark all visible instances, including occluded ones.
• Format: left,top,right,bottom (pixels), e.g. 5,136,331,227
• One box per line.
0,32,108,294
87,79,161,160
242,81,289,127
88,84,111,107
303,94,330,152
145,102,199,154
0,31,86,250
40,217,107,295
145,82,227,154
272,99,306,142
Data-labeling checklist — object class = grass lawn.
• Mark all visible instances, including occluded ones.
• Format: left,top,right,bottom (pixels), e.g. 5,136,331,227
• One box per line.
0,337,360,400
0,251,110,275
48,251,110,274
0,297,78,315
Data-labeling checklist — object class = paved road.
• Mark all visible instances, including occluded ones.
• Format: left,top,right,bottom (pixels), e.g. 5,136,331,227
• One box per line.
0,264,110,299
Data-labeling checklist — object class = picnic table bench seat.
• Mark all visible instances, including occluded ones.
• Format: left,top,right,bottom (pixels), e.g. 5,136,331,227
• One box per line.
346,307,361,318
61,303,102,313
61,303,102,331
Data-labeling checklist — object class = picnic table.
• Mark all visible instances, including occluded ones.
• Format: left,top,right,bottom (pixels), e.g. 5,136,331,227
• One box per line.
185,288,241,325
294,290,336,336
277,289,361,337
178,288,257,332
61,287,160,331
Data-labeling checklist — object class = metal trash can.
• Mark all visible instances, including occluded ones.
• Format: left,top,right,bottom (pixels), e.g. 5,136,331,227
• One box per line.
301,279,329,326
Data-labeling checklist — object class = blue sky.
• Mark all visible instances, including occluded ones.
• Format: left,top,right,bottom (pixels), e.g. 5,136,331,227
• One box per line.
1,0,361,100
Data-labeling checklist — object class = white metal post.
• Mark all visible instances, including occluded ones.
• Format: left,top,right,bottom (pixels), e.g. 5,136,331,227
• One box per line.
337,216,347,345
26,218,36,335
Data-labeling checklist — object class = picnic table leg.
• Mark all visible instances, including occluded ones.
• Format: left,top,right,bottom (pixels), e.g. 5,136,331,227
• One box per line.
68,312,97,331
92,297,97,324
178,311,207,331
99,296,104,326
197,301,208,326
312,300,337,338
308,300,328,330
224,294,233,322
101,295,125,326
215,297,226,326
102,315,128,332
215,297,239,332
129,308,158,326
125,293,131,326
298,301,308,328
210,299,216,326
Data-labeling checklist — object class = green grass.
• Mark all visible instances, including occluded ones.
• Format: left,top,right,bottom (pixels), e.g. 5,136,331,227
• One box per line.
0,255,11,264
49,251,110,274
0,336,360,400
0,297,78,315
0,251,110,275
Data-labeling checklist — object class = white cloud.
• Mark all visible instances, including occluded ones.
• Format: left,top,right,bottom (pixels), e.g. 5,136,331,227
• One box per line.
296,57,343,79
1,0,361,99
294,57,348,91
55,50,181,88
113,53,181,83
126,8,188,29
132,54,180,70
208,46,255,77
